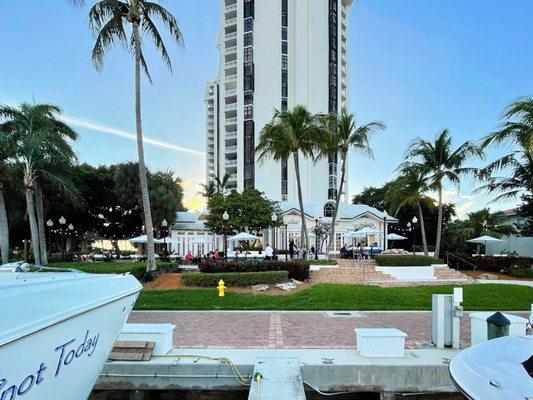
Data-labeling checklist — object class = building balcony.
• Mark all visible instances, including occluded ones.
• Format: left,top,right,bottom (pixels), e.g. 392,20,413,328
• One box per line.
225,88,237,97
225,17,237,27
225,3,237,13
207,122,214,128
225,131,237,140
227,173,237,182
225,46,237,55
225,103,237,111
225,145,237,154
225,117,237,126
225,159,237,168
225,32,237,41
224,60,237,69
225,74,237,83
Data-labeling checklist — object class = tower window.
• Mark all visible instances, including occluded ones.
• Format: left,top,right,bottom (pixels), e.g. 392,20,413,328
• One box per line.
324,203,335,218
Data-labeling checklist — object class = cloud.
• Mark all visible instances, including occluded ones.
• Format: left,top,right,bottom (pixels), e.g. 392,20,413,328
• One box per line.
456,200,475,216
184,195,206,212
61,115,205,156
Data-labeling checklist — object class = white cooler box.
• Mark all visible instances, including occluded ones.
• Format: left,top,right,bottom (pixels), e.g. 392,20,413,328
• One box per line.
119,323,175,355
355,328,407,357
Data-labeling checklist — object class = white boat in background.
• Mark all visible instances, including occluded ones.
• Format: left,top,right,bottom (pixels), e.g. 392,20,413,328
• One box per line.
449,335,533,400
0,267,142,400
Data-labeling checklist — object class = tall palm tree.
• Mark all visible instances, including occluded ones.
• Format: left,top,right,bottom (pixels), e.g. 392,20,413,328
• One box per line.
401,129,482,258
478,97,533,201
199,181,216,199
387,169,432,255
318,109,385,252
0,103,78,265
256,106,322,253
88,0,184,271
0,133,15,264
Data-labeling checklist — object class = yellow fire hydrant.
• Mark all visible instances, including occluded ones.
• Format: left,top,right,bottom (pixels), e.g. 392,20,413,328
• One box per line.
217,279,226,297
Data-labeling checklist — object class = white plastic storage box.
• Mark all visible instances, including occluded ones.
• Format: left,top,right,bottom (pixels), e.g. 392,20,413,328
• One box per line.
470,312,528,346
354,328,407,358
119,323,175,355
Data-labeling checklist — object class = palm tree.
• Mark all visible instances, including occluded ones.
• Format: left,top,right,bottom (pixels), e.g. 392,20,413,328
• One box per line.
318,109,385,253
199,181,217,199
256,106,322,253
445,208,516,254
478,97,533,201
88,0,184,271
387,169,432,255
401,129,482,258
0,103,78,265
0,133,15,264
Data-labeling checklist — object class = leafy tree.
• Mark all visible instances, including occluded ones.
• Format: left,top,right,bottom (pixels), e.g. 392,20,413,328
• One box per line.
387,169,432,255
401,129,482,258
199,181,217,199
352,182,395,211
312,221,332,254
318,109,385,252
88,0,184,271
205,189,281,242
256,105,322,254
517,194,533,236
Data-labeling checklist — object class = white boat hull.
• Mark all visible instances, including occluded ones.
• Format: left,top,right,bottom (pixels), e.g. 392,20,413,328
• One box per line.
0,273,141,400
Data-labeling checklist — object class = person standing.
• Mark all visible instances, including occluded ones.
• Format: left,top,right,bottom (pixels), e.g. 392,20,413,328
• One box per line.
265,244,273,260
289,239,296,259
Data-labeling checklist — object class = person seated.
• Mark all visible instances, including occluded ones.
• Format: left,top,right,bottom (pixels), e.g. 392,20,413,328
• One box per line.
185,251,194,264
214,249,223,261
340,244,349,259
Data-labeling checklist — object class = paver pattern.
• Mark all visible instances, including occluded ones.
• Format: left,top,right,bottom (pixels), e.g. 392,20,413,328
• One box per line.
128,311,529,349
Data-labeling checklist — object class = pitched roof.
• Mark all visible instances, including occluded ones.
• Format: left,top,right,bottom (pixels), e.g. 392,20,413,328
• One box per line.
279,201,398,222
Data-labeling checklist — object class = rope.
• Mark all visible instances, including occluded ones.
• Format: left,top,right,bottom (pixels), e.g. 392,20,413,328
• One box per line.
254,372,263,400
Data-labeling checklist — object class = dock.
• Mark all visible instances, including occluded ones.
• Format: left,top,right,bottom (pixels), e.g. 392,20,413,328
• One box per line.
247,358,305,400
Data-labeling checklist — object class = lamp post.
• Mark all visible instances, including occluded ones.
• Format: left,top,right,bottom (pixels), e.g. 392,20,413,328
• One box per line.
161,219,168,257
59,216,66,260
383,211,388,251
407,221,412,254
271,212,278,257
284,223,288,262
314,218,319,260
412,216,418,254
46,219,54,255
222,211,229,262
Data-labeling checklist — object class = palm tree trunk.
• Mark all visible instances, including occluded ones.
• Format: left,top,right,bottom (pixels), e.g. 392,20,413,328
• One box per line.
292,150,308,256
416,200,428,256
35,181,48,265
434,187,443,259
0,188,9,264
328,151,346,253
25,188,41,266
133,20,156,272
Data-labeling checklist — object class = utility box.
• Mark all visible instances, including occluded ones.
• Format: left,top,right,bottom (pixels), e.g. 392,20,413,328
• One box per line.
119,323,175,355
354,328,407,357
470,312,528,346
432,294,453,348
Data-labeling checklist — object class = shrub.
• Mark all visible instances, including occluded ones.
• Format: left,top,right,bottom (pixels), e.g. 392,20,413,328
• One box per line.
375,255,443,266
448,255,533,272
199,260,310,281
181,271,289,287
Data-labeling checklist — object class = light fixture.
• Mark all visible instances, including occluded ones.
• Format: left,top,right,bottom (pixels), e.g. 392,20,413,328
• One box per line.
271,213,278,222
222,211,229,221
68,224,74,231
412,216,418,224
161,219,168,228
407,222,411,228
59,216,66,225
46,219,54,227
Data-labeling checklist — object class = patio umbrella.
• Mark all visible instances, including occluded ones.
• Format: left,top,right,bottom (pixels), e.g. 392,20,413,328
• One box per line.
354,227,381,236
466,235,502,244
129,235,165,244
386,233,407,240
227,232,260,241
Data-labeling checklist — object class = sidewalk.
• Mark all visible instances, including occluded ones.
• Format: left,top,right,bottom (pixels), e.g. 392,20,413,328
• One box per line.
128,310,530,350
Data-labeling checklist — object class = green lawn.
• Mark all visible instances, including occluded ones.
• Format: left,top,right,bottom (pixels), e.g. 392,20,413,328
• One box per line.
135,283,533,311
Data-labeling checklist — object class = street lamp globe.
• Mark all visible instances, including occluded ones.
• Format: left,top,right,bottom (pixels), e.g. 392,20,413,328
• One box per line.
407,222,411,228
222,211,229,221
68,223,74,231
59,216,66,225
161,219,168,228
271,213,278,222
412,216,418,224
47,219,54,227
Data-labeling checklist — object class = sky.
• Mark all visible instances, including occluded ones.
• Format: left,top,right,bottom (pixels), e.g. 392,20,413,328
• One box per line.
1,0,532,216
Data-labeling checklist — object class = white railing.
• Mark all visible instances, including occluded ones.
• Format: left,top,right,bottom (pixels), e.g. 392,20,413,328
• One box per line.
225,32,237,41
225,60,237,69
225,146,237,153
225,17,237,26
224,74,237,83
225,117,237,125
225,88,237,97
225,3,237,13
225,131,237,139
225,159,237,167
225,103,237,111
225,46,237,54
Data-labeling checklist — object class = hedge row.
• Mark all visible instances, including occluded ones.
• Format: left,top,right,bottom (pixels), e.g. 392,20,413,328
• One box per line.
375,255,443,266
181,271,289,287
199,260,310,281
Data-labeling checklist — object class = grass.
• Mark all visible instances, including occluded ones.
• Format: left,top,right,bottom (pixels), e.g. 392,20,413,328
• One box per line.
134,283,533,311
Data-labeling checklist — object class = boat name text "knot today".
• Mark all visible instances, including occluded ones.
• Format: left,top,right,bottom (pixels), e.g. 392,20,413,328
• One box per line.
0,330,99,400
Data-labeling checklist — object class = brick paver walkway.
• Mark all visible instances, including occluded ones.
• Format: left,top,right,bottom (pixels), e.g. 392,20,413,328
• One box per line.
128,311,529,350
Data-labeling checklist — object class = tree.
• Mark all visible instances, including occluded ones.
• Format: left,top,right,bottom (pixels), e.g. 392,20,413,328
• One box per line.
478,97,533,207
199,173,232,199
312,221,332,254
318,109,385,252
199,181,217,199
0,133,16,263
401,129,482,258
387,169,432,255
444,208,516,254
352,182,396,210
0,103,78,265
205,189,281,241
256,105,322,254
89,0,184,271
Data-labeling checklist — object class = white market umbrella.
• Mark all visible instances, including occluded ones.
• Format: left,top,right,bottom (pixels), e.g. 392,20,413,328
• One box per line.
129,235,165,244
227,232,260,242
354,227,381,236
387,233,407,240
466,235,502,244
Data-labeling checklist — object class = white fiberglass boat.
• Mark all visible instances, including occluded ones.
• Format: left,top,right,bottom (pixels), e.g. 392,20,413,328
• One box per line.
0,266,142,400
449,335,533,400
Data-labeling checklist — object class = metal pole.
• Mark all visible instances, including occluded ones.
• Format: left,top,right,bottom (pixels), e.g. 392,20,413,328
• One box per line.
61,229,65,260
314,219,318,260
413,224,416,255
285,224,288,262
223,233,227,262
